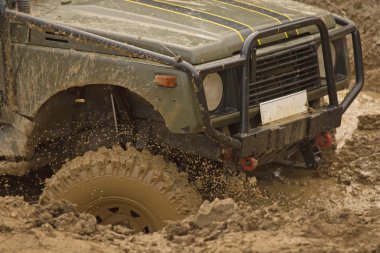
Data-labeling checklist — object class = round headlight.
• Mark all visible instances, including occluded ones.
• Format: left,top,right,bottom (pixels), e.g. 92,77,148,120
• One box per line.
317,42,336,78
203,73,224,112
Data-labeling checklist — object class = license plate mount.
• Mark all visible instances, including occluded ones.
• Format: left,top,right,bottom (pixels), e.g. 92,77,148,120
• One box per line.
260,90,309,125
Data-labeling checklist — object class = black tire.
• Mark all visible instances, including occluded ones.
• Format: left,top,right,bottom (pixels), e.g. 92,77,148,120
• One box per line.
40,146,202,233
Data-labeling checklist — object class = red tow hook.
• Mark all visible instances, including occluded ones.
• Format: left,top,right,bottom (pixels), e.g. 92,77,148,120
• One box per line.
315,132,333,149
240,157,258,172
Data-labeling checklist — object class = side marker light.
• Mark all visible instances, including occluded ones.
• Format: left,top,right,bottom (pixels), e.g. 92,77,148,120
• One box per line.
154,75,177,88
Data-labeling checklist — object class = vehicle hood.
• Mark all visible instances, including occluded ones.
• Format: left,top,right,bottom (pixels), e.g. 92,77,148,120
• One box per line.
32,0,336,64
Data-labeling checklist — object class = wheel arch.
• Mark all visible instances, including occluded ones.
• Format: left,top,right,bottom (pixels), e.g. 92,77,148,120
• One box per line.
26,83,162,158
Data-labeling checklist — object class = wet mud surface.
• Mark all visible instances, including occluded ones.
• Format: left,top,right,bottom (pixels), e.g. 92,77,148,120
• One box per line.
1,0,380,252
0,115,380,252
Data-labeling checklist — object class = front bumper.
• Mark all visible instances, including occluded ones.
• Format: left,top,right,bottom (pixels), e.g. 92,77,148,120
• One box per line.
237,105,342,159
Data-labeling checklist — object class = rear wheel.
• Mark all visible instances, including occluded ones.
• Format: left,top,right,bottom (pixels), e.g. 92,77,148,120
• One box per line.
40,146,202,233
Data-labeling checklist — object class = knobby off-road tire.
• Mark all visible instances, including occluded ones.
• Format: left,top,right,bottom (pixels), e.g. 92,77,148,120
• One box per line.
40,146,202,233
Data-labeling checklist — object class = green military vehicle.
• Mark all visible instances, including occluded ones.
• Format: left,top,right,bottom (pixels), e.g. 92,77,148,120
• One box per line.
0,0,363,233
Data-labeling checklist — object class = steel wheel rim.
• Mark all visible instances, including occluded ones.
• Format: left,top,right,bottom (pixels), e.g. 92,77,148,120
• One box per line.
82,197,160,233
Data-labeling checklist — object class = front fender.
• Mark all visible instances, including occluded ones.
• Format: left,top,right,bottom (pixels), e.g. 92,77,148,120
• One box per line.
13,44,204,133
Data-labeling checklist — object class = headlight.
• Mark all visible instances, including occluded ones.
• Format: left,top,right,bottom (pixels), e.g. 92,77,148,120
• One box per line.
317,42,336,78
203,73,223,112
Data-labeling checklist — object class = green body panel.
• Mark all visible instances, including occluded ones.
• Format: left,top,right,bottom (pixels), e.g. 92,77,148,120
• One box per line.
31,0,335,64
13,43,203,133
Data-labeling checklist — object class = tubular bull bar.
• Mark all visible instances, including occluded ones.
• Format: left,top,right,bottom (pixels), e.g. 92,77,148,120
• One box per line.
0,1,364,158
236,15,364,158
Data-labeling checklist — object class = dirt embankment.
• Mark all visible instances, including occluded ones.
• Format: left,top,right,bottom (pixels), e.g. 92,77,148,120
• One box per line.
298,0,380,92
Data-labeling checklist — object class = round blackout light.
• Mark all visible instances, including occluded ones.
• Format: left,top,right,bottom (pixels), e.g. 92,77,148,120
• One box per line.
203,73,224,112
317,42,337,78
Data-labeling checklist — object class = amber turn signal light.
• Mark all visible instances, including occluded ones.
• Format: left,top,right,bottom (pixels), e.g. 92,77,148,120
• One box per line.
154,75,177,88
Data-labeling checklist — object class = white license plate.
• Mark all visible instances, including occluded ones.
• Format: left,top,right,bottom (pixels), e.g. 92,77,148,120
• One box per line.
260,90,309,125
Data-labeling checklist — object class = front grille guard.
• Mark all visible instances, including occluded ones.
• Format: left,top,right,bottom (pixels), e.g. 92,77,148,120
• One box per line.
0,1,364,150
239,16,364,134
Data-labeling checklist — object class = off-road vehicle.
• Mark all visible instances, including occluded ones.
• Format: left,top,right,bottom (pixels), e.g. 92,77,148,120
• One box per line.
0,0,363,232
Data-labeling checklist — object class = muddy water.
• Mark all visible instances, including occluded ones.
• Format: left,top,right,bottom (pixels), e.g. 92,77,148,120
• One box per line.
255,90,380,212
257,163,380,214
336,90,380,149
257,168,347,209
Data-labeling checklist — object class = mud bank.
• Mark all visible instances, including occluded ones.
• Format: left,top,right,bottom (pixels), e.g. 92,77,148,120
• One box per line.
298,0,380,92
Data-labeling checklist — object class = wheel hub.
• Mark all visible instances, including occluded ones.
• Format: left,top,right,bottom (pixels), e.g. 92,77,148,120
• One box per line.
82,197,159,234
